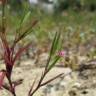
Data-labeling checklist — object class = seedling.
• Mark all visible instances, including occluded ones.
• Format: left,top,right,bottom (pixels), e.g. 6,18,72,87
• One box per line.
0,1,64,96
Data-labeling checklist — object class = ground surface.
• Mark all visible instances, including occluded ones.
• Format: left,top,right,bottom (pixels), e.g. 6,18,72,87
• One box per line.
0,59,96,96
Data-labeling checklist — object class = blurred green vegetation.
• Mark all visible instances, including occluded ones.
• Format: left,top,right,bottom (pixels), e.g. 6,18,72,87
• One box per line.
6,0,96,13
0,0,96,57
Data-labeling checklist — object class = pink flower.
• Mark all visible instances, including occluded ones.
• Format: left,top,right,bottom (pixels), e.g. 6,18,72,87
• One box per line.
0,71,6,89
58,51,65,57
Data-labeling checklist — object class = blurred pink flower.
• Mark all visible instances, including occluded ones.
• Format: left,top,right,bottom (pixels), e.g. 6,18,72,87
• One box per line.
0,71,5,89
58,51,65,57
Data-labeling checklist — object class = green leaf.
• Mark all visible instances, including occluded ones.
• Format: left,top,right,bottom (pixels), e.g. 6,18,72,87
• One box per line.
17,11,31,34
49,32,61,57
53,32,60,54
48,56,60,71
45,32,61,70
20,11,31,27
15,20,38,43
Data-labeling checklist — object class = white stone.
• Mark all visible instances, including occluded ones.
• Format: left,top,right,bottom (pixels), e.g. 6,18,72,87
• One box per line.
29,0,38,4
73,82,81,88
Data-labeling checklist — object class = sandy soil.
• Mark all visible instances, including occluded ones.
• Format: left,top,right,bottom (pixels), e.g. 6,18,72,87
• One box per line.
0,59,96,96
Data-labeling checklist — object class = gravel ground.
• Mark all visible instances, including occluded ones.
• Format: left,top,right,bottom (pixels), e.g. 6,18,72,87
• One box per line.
0,60,96,96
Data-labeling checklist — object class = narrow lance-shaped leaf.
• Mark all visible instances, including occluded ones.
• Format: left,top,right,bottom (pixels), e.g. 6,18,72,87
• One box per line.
2,79,23,92
20,11,31,27
40,73,63,86
1,34,10,56
47,56,60,71
49,32,58,57
52,32,61,55
0,34,12,65
45,32,60,70
17,11,31,34
15,20,38,44
13,42,32,63
11,12,29,51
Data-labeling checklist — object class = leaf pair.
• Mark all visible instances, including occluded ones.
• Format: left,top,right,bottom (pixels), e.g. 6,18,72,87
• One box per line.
45,32,61,72
14,11,38,45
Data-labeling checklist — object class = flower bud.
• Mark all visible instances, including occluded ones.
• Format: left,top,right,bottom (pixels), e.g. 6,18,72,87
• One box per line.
58,51,65,57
